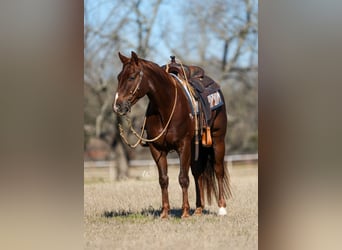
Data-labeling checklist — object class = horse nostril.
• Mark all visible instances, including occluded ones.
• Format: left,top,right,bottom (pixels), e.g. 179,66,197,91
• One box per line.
113,99,131,115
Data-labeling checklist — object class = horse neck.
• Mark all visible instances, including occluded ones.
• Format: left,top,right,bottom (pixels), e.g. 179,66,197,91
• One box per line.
144,66,176,116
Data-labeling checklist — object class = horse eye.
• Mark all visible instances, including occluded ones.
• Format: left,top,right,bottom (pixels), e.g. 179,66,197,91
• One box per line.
128,76,135,81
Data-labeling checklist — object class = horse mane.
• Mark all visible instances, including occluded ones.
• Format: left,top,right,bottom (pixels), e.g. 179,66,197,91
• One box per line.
140,59,173,86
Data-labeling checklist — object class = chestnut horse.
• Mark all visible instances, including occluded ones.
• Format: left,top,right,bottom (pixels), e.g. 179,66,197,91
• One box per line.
113,51,231,218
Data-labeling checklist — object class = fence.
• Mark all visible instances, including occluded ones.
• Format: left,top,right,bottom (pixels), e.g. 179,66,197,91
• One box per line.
84,153,258,168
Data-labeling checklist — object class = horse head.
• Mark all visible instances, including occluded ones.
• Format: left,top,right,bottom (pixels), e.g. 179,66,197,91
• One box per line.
113,51,148,115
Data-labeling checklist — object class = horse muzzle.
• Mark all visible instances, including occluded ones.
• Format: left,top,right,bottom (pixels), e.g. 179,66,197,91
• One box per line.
113,100,131,116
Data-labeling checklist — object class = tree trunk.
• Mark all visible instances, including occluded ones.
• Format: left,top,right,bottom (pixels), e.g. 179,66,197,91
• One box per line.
222,40,229,71
114,140,129,181
112,117,129,181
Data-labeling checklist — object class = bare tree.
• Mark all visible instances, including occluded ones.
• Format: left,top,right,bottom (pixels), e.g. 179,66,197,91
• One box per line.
160,0,258,153
84,0,259,167
84,0,165,180
163,0,257,78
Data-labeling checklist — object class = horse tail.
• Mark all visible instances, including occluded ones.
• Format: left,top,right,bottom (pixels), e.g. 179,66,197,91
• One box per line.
202,147,232,205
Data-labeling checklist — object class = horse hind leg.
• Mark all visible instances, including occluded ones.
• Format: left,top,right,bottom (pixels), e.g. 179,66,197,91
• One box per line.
193,174,205,215
191,149,207,215
201,135,230,216
213,138,231,216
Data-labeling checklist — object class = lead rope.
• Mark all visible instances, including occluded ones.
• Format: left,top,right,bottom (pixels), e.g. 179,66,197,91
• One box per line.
118,79,178,148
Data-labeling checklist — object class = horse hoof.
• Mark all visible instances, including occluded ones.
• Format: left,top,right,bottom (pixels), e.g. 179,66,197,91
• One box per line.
218,207,227,216
194,208,203,216
181,213,190,219
160,214,169,219
160,210,169,219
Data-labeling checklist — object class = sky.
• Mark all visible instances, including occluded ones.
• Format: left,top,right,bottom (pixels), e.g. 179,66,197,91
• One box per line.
85,0,188,64
85,0,257,66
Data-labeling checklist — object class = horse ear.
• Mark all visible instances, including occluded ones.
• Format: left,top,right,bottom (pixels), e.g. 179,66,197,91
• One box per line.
131,51,139,65
118,52,129,64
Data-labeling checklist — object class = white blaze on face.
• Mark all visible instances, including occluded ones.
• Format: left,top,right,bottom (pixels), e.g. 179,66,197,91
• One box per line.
113,92,119,112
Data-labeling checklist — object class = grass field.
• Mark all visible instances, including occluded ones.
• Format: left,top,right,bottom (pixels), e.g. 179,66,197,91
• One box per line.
84,164,258,250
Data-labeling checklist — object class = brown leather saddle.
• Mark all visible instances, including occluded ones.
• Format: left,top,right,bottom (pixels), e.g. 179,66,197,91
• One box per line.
162,56,224,147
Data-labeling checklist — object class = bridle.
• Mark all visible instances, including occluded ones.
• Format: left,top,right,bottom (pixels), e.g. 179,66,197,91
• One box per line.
118,69,178,148
128,70,144,102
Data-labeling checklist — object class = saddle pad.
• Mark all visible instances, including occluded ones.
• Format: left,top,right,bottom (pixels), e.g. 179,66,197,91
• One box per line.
170,73,197,115
207,91,224,110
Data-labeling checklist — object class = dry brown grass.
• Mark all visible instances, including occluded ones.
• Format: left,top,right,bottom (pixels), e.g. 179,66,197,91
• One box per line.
84,164,258,250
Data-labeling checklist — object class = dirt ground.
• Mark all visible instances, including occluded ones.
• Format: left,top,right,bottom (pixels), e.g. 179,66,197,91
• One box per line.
84,164,258,250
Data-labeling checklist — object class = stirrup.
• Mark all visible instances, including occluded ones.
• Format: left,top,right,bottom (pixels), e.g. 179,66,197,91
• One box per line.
201,127,212,147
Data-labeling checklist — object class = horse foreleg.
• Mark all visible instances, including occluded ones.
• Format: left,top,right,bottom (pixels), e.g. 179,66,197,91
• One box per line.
150,146,170,218
178,143,191,218
158,161,170,218
179,171,190,218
